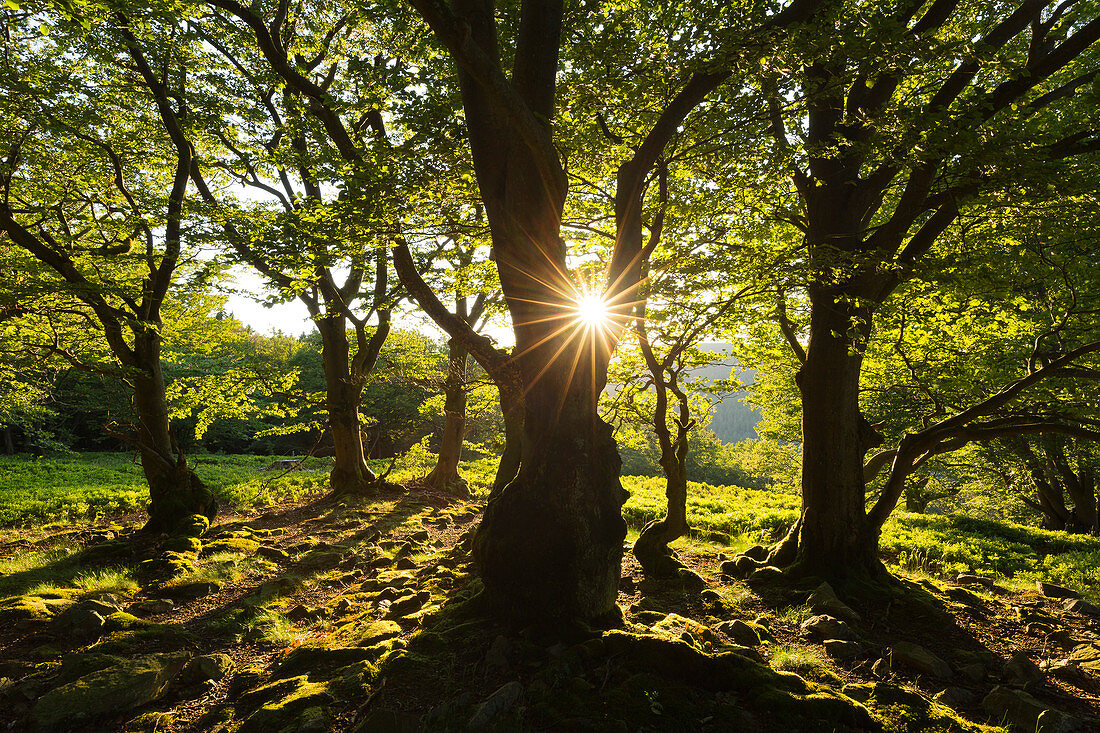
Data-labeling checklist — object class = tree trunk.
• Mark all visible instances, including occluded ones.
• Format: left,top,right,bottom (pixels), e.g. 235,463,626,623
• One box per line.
2,426,13,455
633,440,690,577
424,339,470,496
133,330,216,533
769,289,885,581
317,316,376,496
489,379,524,498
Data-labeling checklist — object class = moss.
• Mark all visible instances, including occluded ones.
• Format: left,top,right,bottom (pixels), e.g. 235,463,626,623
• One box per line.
345,618,402,647
0,595,74,623
163,535,202,554
235,675,335,733
122,711,176,732
179,514,211,538
201,536,261,557
846,683,1002,733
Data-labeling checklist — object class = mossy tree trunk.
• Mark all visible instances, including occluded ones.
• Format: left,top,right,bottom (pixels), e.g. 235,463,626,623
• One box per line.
423,339,470,496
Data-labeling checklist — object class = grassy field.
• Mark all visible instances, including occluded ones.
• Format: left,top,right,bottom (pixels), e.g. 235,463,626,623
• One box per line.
4,452,1099,600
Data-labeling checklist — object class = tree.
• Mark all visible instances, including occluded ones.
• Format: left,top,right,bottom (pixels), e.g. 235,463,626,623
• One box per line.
750,0,1100,580
0,9,216,530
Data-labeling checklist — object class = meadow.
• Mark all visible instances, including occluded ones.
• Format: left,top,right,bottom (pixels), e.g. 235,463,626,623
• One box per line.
5,452,1098,600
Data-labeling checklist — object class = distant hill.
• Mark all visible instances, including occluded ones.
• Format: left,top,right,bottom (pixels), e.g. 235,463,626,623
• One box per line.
694,343,761,445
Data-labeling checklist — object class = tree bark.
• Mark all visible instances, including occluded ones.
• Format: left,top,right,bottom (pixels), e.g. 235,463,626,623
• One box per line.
424,339,470,495
316,316,376,496
132,329,216,533
769,288,885,580
2,426,13,455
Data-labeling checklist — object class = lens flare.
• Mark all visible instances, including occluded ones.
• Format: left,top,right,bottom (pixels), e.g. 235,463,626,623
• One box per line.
575,292,611,330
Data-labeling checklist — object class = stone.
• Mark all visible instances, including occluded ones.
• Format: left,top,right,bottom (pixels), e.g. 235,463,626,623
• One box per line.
1036,709,1093,732
256,546,290,562
179,514,210,538
944,586,984,606
286,605,324,624
958,663,987,683
468,681,523,730
747,565,783,582
824,639,863,660
742,544,769,561
1064,599,1100,617
801,615,856,641
1066,642,1100,672
484,635,512,671
716,620,762,648
350,620,402,647
955,573,995,588
934,687,975,707
408,529,430,543
235,676,335,733
275,647,376,679
0,595,74,625
871,657,890,678
393,557,418,571
1037,581,1080,600
30,652,190,730
807,582,862,624
48,606,106,642
182,654,234,684
385,591,429,619
889,642,952,679
1004,651,1044,688
982,686,1051,731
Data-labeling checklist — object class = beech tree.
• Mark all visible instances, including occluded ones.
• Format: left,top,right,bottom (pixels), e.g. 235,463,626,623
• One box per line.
0,11,217,530
746,0,1100,580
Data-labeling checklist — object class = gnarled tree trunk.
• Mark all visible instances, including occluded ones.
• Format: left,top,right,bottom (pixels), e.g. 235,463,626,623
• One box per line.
424,339,470,496
133,330,216,533
316,316,376,497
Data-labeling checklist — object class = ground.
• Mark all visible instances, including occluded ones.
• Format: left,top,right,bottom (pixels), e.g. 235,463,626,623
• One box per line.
2,457,1100,731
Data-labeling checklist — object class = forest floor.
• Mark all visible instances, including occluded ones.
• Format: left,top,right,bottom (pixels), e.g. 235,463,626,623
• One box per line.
2,481,1100,731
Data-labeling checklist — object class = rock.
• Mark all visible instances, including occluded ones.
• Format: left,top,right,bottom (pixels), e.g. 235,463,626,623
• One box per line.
1064,599,1100,617
275,646,376,679
0,595,74,625
716,620,763,648
181,654,234,684
982,685,1047,730
236,676,335,733
132,598,174,615
256,546,290,562
746,565,783,582
944,586,984,606
742,544,769,561
286,604,324,624
350,620,402,646
1037,581,1080,600
958,663,987,683
955,573,995,588
801,615,856,641
1004,651,1044,688
807,582,862,624
824,639,863,660
934,687,975,708
484,635,512,671
889,642,952,679
468,681,523,730
385,591,429,619
1066,642,1100,672
30,652,190,731
48,606,106,642
408,529,430,543
1036,709,1093,732
163,535,201,554
871,657,890,678
393,557,418,571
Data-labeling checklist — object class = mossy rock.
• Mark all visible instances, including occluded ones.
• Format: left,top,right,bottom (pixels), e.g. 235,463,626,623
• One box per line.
235,675,335,733
179,514,211,538
29,652,189,731
181,653,235,684
345,619,402,647
844,682,997,732
274,646,378,680
0,595,74,624
202,536,261,557
139,550,196,579
163,535,202,554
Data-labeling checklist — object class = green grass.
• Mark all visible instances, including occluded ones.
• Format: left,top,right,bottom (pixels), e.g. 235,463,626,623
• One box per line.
0,453,330,526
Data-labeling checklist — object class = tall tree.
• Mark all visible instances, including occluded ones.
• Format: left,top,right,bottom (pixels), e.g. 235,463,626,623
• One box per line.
749,0,1100,579
0,10,217,530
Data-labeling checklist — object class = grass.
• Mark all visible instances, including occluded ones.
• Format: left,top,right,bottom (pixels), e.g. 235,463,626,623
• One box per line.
6,452,1100,602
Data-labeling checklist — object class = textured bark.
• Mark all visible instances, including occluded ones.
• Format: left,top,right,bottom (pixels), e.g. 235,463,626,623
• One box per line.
770,289,886,581
2,426,13,455
424,340,470,496
316,317,376,496
133,330,216,533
